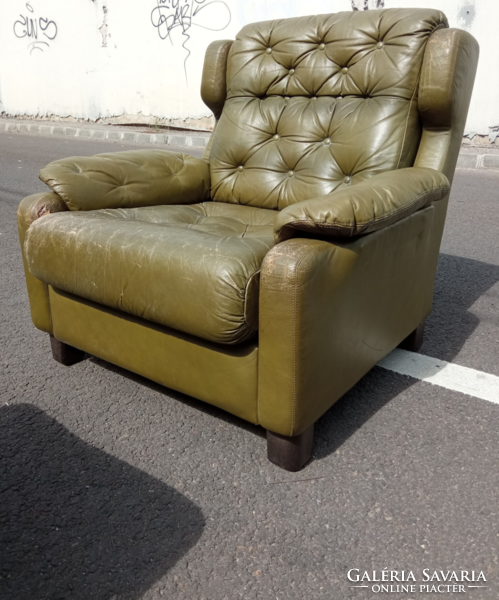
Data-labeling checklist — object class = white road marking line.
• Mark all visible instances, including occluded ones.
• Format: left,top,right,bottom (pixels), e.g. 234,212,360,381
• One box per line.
378,349,499,405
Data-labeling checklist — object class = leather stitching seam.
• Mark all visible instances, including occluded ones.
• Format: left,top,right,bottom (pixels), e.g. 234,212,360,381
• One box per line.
419,24,450,129
396,78,419,170
44,283,53,333
290,247,316,436
29,195,67,333
396,21,446,169
244,269,260,331
256,245,314,434
444,31,463,124
279,187,448,238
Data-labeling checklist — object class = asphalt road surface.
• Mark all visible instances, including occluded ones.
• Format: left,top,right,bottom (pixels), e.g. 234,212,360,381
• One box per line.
1,131,498,599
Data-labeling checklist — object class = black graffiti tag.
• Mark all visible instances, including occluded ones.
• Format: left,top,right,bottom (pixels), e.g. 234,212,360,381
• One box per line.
14,2,58,55
151,0,231,78
351,0,385,9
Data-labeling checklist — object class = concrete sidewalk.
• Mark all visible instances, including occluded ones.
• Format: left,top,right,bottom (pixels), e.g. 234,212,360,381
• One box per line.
3,117,499,170
457,148,499,170
1,118,210,151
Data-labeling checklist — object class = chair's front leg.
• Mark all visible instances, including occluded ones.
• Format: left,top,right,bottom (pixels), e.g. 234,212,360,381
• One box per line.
398,320,425,352
267,425,314,472
50,335,86,366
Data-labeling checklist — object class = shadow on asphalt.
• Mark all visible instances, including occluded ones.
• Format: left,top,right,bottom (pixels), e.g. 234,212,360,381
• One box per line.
85,253,499,465
0,404,204,600
314,253,499,459
423,252,499,361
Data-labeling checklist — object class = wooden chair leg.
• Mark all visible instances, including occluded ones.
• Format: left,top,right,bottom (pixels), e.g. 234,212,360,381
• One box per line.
50,335,86,366
267,424,314,471
398,320,425,352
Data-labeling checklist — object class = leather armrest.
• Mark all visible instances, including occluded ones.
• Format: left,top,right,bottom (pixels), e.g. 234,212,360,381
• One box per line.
274,167,450,243
259,199,447,437
17,192,69,332
39,150,211,211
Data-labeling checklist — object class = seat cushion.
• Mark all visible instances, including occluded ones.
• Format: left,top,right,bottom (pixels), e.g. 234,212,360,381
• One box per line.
25,202,277,345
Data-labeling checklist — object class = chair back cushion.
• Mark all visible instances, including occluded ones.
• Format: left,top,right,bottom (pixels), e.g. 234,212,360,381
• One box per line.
209,9,448,210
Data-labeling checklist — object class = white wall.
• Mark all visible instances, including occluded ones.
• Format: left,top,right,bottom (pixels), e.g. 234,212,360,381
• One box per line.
392,0,499,137
0,0,496,135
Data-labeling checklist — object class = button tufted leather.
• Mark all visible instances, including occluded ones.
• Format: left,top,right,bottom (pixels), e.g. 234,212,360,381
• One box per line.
209,9,448,210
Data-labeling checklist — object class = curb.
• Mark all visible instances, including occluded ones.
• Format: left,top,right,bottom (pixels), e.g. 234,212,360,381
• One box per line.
3,120,499,169
456,153,499,171
1,120,208,149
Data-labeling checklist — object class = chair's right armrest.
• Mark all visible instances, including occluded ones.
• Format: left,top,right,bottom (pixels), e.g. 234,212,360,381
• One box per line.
274,168,449,243
17,192,68,332
258,199,445,437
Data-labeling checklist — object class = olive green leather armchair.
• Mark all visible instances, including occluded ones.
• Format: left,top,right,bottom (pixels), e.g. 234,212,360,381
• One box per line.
18,9,478,470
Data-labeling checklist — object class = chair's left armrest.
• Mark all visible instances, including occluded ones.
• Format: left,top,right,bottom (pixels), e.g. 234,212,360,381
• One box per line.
274,167,450,243
39,150,211,211
18,192,69,332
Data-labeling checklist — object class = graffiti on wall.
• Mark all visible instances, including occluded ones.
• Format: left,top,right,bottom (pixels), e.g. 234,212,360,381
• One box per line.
351,0,385,9
151,0,231,77
14,2,57,55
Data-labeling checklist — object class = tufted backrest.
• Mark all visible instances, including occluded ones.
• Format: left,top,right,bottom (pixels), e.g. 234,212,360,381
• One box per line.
207,9,448,210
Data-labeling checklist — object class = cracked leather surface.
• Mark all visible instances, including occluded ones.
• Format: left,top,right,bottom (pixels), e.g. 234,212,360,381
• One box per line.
201,40,233,120
25,203,277,345
17,192,69,333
